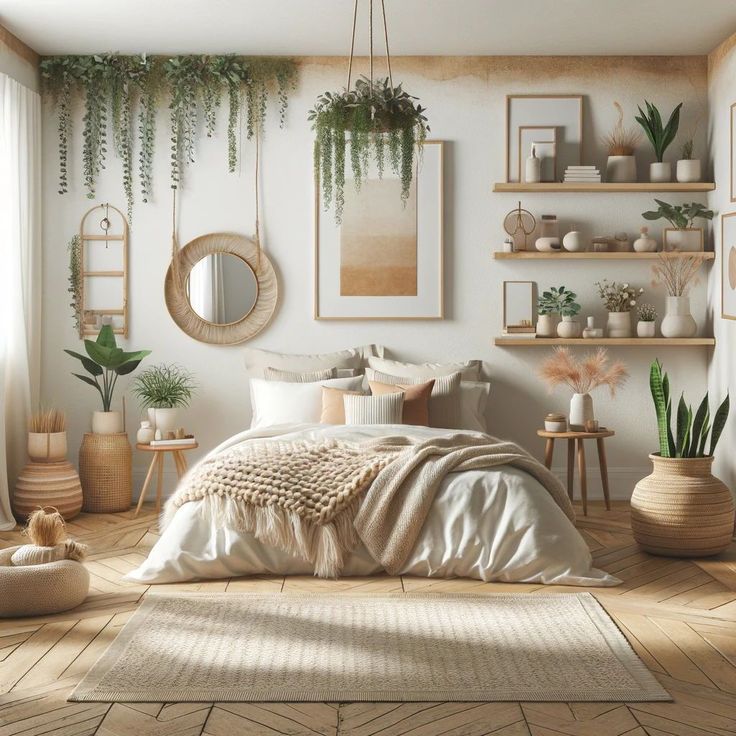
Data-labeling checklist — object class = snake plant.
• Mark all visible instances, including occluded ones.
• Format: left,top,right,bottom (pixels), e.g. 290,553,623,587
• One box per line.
635,101,682,163
649,359,729,458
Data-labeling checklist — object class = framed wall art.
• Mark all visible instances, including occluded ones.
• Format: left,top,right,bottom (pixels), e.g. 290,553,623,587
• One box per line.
314,140,444,320
506,95,583,183
518,126,557,182
721,212,736,320
730,103,736,202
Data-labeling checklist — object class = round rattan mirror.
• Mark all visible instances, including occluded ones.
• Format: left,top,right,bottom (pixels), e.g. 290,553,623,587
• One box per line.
165,233,278,345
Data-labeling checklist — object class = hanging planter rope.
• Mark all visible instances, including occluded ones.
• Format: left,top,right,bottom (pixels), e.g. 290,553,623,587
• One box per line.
309,0,429,224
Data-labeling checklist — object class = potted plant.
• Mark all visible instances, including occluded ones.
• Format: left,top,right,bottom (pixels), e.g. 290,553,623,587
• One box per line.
595,280,644,338
631,360,733,556
133,363,197,436
27,408,67,463
635,100,682,183
539,347,627,431
602,102,641,183
676,137,701,183
537,286,582,338
537,287,563,337
310,76,429,224
636,303,657,338
642,199,714,252
65,325,151,434
651,253,701,337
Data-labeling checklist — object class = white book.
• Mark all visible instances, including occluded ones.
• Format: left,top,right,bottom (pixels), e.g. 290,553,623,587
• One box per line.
564,177,601,182
149,438,197,447
565,165,598,170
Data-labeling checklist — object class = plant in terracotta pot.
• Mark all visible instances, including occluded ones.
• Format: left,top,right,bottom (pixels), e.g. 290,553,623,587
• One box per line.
602,101,641,183
635,100,682,183
595,279,644,338
631,360,733,557
651,252,702,337
65,325,151,434
133,363,197,437
642,199,713,253
539,347,628,431
636,303,658,338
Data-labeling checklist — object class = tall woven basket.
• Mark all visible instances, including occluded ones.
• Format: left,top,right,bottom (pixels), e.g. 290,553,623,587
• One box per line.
79,433,132,513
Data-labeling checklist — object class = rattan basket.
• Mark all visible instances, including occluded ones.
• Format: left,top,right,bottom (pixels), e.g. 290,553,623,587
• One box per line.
79,433,132,513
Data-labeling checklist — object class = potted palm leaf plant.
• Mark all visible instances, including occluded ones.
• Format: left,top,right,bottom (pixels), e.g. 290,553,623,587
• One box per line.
631,360,733,557
132,363,197,436
635,100,682,183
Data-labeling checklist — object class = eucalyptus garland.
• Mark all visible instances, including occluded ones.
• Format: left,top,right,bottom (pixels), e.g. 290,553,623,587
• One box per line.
67,234,82,333
41,54,297,211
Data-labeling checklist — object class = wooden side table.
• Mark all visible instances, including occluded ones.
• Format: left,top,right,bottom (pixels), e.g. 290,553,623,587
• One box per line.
134,442,198,517
536,429,614,516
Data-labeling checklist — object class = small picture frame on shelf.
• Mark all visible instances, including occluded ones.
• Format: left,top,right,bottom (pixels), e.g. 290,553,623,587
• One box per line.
518,126,557,182
503,280,535,332
663,228,704,253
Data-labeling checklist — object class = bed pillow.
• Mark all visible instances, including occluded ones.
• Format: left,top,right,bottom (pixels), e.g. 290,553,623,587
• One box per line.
369,379,434,426
264,366,337,382
320,387,365,424
367,356,481,382
244,345,383,378
250,376,364,429
460,381,491,433
343,393,404,425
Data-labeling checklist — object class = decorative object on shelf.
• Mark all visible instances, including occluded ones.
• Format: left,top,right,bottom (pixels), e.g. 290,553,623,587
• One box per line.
582,316,603,339
544,413,567,433
536,286,580,337
637,303,658,337
557,316,582,338
136,421,155,445
584,419,599,432
721,211,736,320
612,232,631,252
523,142,541,183
631,360,733,557
635,100,682,183
65,324,151,434
133,363,197,436
596,280,644,338
562,228,585,252
315,141,443,319
519,128,556,182
563,165,600,183
134,441,199,517
502,237,514,253
535,214,560,252
538,347,627,432
591,236,609,253
633,226,658,253
652,253,701,337
643,199,713,252
603,102,640,183
676,137,701,183
503,201,536,251
503,281,535,333
506,95,582,183
79,432,132,513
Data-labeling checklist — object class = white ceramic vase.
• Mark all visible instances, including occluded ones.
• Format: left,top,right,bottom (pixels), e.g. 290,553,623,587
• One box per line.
562,230,585,252
557,316,582,338
633,227,658,252
650,161,672,183
536,314,557,337
607,311,632,338
570,393,594,431
676,159,701,183
661,296,697,337
91,411,123,434
606,155,637,183
152,407,180,436
637,320,656,337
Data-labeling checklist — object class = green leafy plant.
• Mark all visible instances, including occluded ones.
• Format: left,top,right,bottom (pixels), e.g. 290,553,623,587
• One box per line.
635,101,683,162
681,138,694,160
637,303,657,322
595,280,644,313
650,359,729,458
537,286,581,317
64,325,151,412
310,76,429,223
132,364,197,409
642,199,714,230
67,234,82,334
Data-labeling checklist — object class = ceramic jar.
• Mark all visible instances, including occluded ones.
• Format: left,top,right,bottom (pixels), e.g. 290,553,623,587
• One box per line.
637,320,656,337
136,421,155,445
661,296,697,337
557,316,582,338
544,413,567,433
633,226,658,253
536,314,557,337
569,393,594,431
631,455,735,557
607,311,632,338
606,155,637,183
92,411,123,434
650,161,672,183
676,159,701,183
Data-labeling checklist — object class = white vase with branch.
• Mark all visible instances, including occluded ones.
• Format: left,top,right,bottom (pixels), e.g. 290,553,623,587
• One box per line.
652,254,701,337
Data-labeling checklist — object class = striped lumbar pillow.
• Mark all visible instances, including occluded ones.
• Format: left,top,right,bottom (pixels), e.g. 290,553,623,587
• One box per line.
343,392,404,425
264,366,337,383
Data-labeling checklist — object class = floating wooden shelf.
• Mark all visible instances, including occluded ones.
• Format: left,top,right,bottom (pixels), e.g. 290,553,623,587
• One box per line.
494,337,715,347
493,251,715,261
493,182,715,193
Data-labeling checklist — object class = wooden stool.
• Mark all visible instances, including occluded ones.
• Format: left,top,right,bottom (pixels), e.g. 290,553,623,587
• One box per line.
134,443,198,517
536,429,614,516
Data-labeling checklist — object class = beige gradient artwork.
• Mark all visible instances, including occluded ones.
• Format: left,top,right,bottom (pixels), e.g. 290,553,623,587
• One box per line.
340,178,417,296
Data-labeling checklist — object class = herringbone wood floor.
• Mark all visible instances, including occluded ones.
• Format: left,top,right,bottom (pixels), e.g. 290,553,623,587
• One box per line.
1,502,736,736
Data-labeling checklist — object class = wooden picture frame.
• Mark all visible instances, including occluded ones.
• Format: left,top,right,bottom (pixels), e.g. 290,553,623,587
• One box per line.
731,103,736,203
721,212,736,320
503,280,535,332
517,126,557,183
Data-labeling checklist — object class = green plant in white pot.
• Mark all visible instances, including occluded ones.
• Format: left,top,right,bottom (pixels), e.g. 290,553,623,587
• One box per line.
635,100,682,183
133,363,197,437
630,360,733,557
537,286,581,338
65,325,151,434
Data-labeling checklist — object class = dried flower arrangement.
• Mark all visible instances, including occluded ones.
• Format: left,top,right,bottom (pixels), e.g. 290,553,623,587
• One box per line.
29,409,66,434
651,253,701,296
601,101,641,156
539,347,628,396
595,280,644,312
638,303,658,322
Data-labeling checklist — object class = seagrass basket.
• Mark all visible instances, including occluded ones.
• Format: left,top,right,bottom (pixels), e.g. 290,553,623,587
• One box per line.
79,433,132,513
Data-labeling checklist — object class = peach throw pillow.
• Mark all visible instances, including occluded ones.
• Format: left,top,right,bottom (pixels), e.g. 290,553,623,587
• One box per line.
368,379,435,426
321,387,364,424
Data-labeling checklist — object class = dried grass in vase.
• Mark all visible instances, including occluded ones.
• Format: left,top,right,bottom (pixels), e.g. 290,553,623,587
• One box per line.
651,253,701,296
28,408,66,434
539,347,628,396
601,102,642,156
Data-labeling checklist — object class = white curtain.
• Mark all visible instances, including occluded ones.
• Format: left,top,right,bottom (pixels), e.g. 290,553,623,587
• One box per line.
188,254,225,323
0,73,42,530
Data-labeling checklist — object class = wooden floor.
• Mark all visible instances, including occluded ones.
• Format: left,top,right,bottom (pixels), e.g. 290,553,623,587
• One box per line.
1,502,736,736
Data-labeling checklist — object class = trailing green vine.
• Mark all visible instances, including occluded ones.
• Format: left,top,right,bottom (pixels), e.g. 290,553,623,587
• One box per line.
67,234,82,334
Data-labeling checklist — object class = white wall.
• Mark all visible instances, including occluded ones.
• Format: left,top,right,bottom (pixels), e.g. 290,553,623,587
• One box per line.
39,55,711,500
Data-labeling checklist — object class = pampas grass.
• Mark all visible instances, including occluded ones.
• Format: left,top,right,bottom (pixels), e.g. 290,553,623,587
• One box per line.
29,409,66,434
601,102,641,156
651,253,701,296
539,347,628,396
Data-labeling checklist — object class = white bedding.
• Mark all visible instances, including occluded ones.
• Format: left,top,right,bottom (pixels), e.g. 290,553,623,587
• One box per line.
126,424,619,587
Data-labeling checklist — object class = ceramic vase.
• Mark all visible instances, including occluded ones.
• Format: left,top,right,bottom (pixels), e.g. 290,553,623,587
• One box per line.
637,320,656,337
562,230,585,252
13,461,83,521
92,411,123,434
27,431,67,463
633,227,658,253
607,311,632,338
536,314,557,337
661,296,697,337
676,159,701,183
631,455,735,556
606,155,637,183
153,407,180,436
557,316,581,338
650,162,672,183
569,393,594,431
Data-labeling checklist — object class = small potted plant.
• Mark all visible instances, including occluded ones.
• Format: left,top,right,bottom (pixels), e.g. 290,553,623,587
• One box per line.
65,325,151,434
537,286,582,338
631,360,733,557
636,303,657,338
602,102,641,183
133,363,197,436
651,253,701,337
676,137,701,183
642,199,714,253
635,100,682,183
595,280,644,338
536,288,560,337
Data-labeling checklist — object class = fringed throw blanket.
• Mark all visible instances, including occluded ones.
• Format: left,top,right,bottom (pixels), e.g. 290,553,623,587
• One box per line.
166,432,574,578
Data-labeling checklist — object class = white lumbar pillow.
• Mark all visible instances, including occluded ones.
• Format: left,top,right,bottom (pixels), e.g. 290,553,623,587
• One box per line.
459,381,491,433
367,356,481,382
250,376,364,429
244,345,383,379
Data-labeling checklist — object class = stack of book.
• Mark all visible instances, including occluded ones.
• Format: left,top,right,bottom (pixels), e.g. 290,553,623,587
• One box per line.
563,165,601,183
150,437,197,448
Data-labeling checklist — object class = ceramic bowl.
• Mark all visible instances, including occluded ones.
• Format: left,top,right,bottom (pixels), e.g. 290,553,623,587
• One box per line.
535,237,561,252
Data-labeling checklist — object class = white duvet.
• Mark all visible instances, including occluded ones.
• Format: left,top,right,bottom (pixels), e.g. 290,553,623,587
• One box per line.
126,424,619,587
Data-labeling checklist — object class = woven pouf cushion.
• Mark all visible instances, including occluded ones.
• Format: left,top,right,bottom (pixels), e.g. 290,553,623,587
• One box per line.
0,546,89,618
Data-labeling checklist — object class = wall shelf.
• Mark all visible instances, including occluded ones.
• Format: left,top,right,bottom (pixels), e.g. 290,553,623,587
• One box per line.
493,182,715,193
494,337,715,347
493,251,715,261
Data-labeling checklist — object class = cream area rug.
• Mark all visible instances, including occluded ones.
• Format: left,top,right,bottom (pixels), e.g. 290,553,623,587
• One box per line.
70,592,669,702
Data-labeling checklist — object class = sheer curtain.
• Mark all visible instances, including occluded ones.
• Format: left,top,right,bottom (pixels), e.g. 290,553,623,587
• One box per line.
0,73,42,530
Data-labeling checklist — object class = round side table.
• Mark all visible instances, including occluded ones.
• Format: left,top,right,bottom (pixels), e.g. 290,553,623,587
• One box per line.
536,429,614,516
134,442,199,517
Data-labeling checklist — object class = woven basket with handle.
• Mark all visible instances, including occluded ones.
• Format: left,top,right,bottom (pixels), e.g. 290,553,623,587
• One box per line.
79,433,132,513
